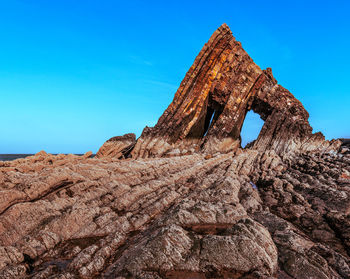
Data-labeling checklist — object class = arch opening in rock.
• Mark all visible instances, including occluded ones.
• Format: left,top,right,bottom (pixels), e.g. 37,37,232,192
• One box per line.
203,107,216,137
240,110,264,148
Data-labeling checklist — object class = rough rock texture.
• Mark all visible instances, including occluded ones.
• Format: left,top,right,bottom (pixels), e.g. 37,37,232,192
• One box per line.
96,133,136,159
130,24,340,159
0,24,349,279
340,139,350,155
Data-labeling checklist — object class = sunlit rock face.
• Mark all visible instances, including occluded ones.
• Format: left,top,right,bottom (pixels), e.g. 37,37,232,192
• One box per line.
129,24,340,159
0,24,349,279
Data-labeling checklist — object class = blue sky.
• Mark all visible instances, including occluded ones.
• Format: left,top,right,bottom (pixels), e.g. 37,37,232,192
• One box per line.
1,0,349,153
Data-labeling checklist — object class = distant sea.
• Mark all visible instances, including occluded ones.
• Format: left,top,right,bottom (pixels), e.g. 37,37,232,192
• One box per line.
0,154,89,161
0,154,34,161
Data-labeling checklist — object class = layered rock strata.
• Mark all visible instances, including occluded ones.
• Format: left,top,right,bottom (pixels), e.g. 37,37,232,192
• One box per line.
0,147,349,278
129,24,339,159
96,133,136,159
0,24,349,279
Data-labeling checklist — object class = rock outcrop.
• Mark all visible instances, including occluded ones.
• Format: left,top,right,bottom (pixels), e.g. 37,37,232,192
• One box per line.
96,133,136,159
340,139,350,155
130,24,340,159
0,24,349,279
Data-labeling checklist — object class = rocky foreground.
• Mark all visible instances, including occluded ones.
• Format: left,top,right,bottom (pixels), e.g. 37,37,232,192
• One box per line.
0,24,349,279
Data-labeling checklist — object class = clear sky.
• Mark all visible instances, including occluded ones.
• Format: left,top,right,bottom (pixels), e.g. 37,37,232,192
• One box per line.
1,0,349,154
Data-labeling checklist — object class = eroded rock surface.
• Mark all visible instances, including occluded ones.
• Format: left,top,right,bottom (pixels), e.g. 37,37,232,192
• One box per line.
0,24,349,279
96,133,136,159
130,24,340,159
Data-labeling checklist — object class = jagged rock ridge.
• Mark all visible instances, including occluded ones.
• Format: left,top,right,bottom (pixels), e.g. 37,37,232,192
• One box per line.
130,23,339,158
0,24,349,279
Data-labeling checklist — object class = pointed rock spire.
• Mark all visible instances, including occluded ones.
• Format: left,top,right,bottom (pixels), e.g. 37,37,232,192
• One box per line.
128,24,339,158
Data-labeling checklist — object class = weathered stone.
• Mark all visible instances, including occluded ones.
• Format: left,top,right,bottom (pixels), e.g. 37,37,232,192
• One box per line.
96,133,136,159
0,24,349,279
130,24,339,158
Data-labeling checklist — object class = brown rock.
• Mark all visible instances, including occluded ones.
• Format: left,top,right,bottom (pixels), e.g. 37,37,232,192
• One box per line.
96,133,136,159
0,24,349,279
82,151,93,159
130,24,336,159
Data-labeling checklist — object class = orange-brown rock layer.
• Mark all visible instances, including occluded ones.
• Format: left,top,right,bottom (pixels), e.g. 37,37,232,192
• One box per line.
129,24,339,158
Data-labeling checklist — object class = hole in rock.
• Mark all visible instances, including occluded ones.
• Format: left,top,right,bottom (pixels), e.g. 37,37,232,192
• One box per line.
250,181,258,190
240,110,264,148
23,253,35,274
203,108,216,137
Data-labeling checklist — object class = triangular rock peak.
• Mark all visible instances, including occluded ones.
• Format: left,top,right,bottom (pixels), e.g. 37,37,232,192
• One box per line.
100,24,340,159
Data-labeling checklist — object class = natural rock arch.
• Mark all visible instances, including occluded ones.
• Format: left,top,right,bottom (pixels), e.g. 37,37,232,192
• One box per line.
240,110,264,148
129,24,337,158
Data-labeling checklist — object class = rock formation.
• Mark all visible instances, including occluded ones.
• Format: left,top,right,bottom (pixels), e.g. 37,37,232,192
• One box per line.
96,133,136,159
130,24,340,159
0,24,349,279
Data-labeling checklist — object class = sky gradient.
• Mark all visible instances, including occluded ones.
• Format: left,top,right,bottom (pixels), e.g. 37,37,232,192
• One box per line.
1,0,349,153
